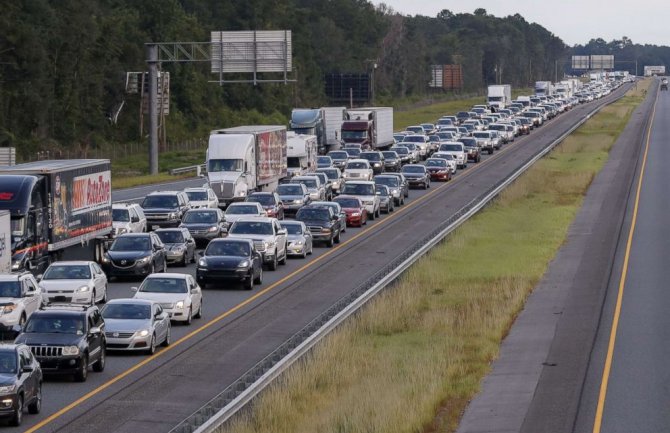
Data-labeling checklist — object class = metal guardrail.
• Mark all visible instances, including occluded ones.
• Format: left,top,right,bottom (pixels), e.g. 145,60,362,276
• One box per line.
168,88,631,433
169,164,206,176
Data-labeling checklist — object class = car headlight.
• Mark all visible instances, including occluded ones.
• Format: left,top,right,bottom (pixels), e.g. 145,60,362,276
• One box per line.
175,301,185,309
101,255,110,264
168,212,178,220
198,258,207,267
208,226,218,232
373,163,381,167
62,346,80,356
75,285,90,293
138,329,150,337
392,189,399,194
238,260,250,268
265,240,275,248
294,199,303,204
0,385,16,394
137,256,151,264
321,228,332,233
2,304,16,314
11,261,20,270
116,227,128,235
293,240,304,246
352,212,361,217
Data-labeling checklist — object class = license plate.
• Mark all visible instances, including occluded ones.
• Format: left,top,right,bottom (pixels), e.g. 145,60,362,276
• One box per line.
152,225,160,230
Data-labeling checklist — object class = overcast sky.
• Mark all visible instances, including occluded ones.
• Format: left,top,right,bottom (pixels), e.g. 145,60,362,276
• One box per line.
370,0,667,46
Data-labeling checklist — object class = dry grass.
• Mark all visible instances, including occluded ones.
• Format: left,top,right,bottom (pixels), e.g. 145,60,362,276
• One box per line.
217,80,651,433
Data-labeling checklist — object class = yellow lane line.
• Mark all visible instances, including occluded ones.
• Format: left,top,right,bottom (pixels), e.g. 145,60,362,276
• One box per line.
591,86,659,433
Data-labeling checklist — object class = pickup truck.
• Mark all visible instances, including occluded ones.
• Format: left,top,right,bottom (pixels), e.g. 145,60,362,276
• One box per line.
226,217,288,271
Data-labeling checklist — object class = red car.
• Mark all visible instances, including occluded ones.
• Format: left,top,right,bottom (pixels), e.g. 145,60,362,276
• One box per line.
425,158,452,181
333,195,368,227
245,192,285,220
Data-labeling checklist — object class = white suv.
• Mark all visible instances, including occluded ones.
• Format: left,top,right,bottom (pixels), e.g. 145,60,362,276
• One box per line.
0,272,43,328
112,203,147,237
339,181,381,220
184,187,219,209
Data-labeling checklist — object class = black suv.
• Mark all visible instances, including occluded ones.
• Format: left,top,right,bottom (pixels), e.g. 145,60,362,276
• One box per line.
359,151,385,175
15,305,106,382
295,205,342,247
141,191,191,230
0,344,42,426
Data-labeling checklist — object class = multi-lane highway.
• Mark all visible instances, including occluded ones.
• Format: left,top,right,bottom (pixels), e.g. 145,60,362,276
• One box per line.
7,85,631,433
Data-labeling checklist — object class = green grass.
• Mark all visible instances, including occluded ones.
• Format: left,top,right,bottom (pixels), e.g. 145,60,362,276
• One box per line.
219,79,651,433
111,149,205,189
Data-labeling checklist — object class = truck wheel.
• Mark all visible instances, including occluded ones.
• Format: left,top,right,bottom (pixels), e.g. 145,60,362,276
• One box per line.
327,236,334,248
279,248,287,265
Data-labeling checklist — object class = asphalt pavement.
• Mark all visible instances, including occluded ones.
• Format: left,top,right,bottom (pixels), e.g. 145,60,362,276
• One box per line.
7,86,632,433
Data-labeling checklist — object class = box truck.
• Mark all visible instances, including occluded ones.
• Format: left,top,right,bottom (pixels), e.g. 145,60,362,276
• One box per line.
286,132,318,178
487,85,512,110
535,81,553,96
207,126,288,208
0,211,9,273
0,160,113,273
341,107,394,150
322,106,346,152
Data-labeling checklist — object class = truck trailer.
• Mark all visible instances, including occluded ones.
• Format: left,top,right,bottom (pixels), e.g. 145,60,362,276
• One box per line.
0,159,113,273
535,81,553,97
341,107,394,150
287,132,318,178
487,85,512,110
0,211,9,273
322,106,347,152
207,126,288,207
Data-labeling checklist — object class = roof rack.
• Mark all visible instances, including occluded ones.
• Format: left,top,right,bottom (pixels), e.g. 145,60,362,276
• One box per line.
40,303,92,311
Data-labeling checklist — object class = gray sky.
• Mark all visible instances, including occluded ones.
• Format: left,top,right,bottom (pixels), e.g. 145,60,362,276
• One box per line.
371,1,666,46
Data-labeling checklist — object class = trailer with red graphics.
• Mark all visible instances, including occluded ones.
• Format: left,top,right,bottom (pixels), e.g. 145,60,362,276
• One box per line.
0,160,112,274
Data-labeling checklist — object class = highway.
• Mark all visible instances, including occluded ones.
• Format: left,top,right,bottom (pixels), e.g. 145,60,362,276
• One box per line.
7,86,630,432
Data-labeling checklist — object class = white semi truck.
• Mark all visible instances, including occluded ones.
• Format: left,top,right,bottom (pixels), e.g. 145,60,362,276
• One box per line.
535,81,553,97
286,132,318,178
487,85,512,110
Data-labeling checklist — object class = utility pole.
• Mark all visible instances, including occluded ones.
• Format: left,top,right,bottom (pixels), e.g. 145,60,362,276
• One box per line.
555,60,558,83
147,44,159,175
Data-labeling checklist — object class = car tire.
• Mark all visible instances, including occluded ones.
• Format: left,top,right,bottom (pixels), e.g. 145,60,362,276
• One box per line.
162,326,171,347
254,267,263,284
93,346,105,372
194,303,203,318
244,273,254,290
102,287,108,304
369,210,375,221
9,394,22,426
27,383,41,414
147,334,157,355
179,254,187,267
279,246,287,265
334,231,341,244
184,308,192,326
90,290,96,307
327,236,334,248
488,149,493,155
150,263,155,275
308,242,313,255
74,355,88,382
269,253,278,271
423,181,428,190
19,314,26,327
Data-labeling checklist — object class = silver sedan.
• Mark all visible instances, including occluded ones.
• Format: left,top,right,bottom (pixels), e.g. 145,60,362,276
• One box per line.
101,299,171,355
280,221,313,259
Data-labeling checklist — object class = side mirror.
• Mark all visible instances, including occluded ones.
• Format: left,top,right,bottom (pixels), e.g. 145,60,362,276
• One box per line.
277,229,288,236
331,215,338,221
36,275,43,282
21,365,33,373
11,324,22,335
155,244,164,250
198,251,205,257
131,286,138,292
131,216,140,223
156,312,168,320
89,326,101,335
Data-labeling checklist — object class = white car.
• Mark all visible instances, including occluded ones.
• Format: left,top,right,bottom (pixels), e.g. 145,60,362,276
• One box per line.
339,181,381,220
226,217,288,271
290,175,326,201
132,273,203,324
431,152,458,174
0,272,43,327
343,159,373,181
437,142,467,169
184,187,219,209
401,135,430,158
39,261,108,305
224,202,267,228
112,203,147,237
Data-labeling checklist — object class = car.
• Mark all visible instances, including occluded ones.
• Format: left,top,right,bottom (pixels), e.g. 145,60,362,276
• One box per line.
245,192,285,220
101,299,170,354
295,205,342,247
310,201,347,233
437,142,467,168
381,151,401,172
384,172,410,198
183,187,219,209
402,135,429,159
425,158,453,182
326,150,349,170
420,123,436,135
458,137,482,163
343,159,373,182
401,164,431,189
179,208,227,244
516,117,533,134
427,134,441,153
332,195,368,227
0,344,42,426
101,233,167,279
374,175,405,206
399,142,421,163
154,228,196,267
38,261,107,305
15,304,106,382
224,202,267,229
431,152,458,174
0,273,43,333
290,175,326,201
132,273,203,324
339,181,381,220
280,221,313,258
196,238,263,290
305,172,334,201
316,156,333,169
488,124,511,144
376,185,395,213
404,125,425,135
112,203,146,237
343,147,361,159
141,191,191,230
389,146,412,164
456,111,471,123
488,130,503,150
472,131,495,154
316,167,344,196
359,151,385,175
226,217,288,271
276,183,311,217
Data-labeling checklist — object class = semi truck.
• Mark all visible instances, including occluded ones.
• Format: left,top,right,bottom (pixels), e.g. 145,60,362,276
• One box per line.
290,107,347,154
487,85,512,110
535,81,553,97
287,132,318,178
0,211,9,273
0,160,113,273
322,106,346,152
341,107,394,150
207,126,288,208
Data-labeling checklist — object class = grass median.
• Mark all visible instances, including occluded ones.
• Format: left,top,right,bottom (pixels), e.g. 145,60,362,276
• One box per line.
220,80,650,433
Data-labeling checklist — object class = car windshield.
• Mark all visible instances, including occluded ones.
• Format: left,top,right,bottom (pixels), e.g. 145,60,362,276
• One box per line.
43,265,91,280
110,236,151,251
460,138,476,146
206,241,250,256
226,205,260,215
183,211,218,223
208,159,243,172
139,278,188,294
377,187,390,196
344,148,361,158
142,195,178,208
318,170,338,180
440,144,462,152
297,208,330,221
361,153,380,161
403,143,417,151
342,184,375,195
426,160,447,167
230,221,274,235
0,352,17,374
292,179,317,188
280,223,303,235
112,209,130,222
382,152,397,159
317,157,331,164
277,185,303,195
25,316,85,335
0,282,21,298
247,195,274,206
434,154,455,160
334,198,360,208
341,131,367,140
346,162,368,170
102,303,151,320
473,132,489,138
328,151,348,160
403,136,424,143
391,147,408,155
156,231,184,244
375,177,398,187
185,191,208,201
402,166,425,174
